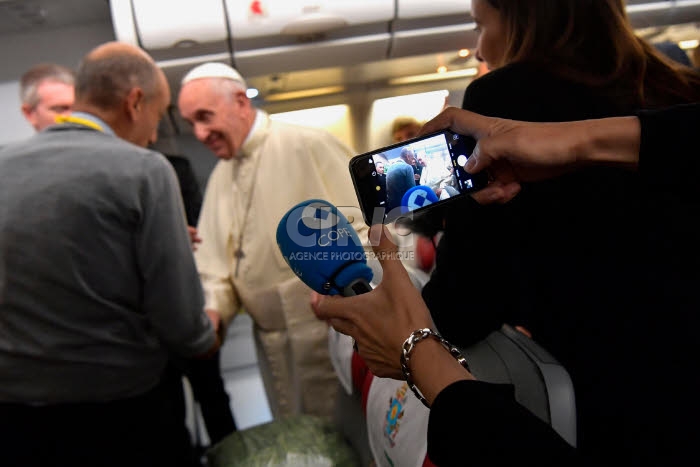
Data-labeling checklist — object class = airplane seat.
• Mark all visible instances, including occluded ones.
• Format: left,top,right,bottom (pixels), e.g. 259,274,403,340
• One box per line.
329,322,577,466
466,324,577,447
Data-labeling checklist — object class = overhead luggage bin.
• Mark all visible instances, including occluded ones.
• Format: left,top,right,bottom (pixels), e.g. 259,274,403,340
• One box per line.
111,0,230,62
626,0,700,29
390,0,475,58
226,0,394,77
109,0,700,92
396,0,471,19
110,0,233,91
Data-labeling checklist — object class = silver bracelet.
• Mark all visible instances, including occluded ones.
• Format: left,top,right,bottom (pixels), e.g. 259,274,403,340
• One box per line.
400,328,470,408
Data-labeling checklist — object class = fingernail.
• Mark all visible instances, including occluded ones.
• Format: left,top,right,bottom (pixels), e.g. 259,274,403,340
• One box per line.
488,189,504,202
465,154,476,171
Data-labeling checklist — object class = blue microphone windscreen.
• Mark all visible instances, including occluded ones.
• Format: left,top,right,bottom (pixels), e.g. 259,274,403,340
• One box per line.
277,199,373,295
401,185,439,214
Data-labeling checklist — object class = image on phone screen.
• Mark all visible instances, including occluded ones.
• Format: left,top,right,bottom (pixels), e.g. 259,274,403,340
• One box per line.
349,130,487,225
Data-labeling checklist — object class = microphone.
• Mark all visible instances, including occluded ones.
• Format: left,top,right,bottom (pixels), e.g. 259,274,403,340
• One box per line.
401,184,439,214
276,199,373,296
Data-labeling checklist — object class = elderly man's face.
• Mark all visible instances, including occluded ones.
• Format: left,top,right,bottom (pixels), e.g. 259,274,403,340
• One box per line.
178,79,253,159
23,80,74,131
405,151,417,165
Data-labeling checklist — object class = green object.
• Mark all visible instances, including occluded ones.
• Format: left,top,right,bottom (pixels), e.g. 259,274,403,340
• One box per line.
207,415,361,467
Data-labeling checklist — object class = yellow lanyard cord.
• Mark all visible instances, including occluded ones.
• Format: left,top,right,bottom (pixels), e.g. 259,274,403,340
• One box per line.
54,115,104,133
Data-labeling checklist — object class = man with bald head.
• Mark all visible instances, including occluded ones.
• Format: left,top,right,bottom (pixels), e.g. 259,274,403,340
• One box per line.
386,146,419,212
178,62,368,420
0,42,217,467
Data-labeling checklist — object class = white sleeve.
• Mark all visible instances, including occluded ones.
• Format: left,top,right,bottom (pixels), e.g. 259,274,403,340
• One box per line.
194,162,241,329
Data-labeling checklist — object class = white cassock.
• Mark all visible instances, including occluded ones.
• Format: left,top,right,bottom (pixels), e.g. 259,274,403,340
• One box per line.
195,109,369,419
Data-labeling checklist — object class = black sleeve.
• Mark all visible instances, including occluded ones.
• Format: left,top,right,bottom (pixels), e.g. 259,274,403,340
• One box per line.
423,70,533,347
165,155,203,226
637,103,700,198
427,381,581,467
425,64,632,348
461,64,562,120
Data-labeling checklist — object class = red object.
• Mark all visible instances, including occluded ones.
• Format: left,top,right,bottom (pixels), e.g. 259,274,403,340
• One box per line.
351,351,375,416
250,1,263,15
351,351,369,395
415,235,436,272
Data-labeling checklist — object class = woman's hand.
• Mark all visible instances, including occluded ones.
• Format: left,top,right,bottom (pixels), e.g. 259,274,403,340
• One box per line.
311,225,434,379
187,226,202,251
420,107,585,204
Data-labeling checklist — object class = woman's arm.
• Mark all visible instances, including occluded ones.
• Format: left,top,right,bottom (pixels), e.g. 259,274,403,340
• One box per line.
420,103,700,204
311,225,579,465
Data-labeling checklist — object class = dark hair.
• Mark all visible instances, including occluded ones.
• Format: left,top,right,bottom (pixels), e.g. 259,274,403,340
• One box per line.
484,0,700,107
400,146,415,162
20,63,75,107
74,52,161,110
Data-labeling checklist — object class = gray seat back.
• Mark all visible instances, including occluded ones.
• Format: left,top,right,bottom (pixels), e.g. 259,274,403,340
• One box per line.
464,324,577,447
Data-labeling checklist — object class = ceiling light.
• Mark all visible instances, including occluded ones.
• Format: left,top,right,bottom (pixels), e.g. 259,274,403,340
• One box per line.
389,68,478,86
679,39,699,50
264,85,345,102
458,49,470,58
246,88,259,98
437,66,448,73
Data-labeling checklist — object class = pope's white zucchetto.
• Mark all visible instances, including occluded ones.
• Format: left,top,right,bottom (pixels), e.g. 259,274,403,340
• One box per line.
181,62,247,90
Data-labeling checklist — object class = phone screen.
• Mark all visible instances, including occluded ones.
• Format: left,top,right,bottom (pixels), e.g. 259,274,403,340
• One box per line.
349,130,487,225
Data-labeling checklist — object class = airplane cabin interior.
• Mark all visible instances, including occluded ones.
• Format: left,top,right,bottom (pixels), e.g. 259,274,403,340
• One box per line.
1,0,699,465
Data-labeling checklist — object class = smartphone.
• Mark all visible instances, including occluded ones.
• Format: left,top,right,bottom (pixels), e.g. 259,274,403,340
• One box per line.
349,129,488,225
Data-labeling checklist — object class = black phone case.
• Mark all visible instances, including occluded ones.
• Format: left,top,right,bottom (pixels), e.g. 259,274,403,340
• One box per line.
348,130,487,226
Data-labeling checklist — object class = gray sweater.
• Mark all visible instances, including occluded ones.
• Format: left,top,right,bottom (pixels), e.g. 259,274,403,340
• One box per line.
0,123,214,403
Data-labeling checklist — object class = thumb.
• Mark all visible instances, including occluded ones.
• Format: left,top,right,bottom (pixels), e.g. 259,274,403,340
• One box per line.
368,224,409,278
464,140,493,175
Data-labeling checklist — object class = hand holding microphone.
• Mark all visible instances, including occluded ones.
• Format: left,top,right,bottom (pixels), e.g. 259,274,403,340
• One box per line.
276,199,436,380
314,223,436,381
278,203,577,437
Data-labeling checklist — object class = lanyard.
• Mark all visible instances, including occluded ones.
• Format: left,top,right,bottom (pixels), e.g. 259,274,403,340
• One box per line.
54,115,104,133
